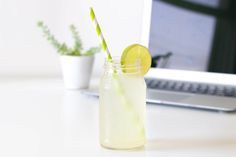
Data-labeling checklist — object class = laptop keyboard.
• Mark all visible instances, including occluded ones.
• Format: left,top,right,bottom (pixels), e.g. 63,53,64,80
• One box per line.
145,78,236,98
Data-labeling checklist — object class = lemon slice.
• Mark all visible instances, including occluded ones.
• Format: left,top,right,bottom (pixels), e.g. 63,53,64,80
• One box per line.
121,44,151,75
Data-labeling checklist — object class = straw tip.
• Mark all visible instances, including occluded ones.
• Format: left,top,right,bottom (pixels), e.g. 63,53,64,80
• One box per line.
90,8,95,20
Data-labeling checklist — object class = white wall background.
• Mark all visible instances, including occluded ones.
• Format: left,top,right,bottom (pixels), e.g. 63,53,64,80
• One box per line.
0,0,145,77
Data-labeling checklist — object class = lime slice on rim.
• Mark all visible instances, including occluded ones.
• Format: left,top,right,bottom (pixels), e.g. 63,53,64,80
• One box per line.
121,44,151,76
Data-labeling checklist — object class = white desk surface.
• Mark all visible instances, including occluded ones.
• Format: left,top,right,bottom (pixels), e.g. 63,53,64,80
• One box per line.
0,77,236,157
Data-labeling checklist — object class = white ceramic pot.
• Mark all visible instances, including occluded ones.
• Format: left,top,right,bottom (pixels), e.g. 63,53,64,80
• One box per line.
60,55,94,89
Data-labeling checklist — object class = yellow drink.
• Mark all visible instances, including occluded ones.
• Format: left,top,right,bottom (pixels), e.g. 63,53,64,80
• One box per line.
99,59,146,149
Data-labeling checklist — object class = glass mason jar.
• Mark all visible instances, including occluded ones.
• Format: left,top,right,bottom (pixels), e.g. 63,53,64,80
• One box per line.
99,59,146,149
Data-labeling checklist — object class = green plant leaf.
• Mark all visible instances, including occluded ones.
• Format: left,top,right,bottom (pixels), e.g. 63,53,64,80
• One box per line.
38,21,101,56
37,21,64,55
70,24,83,54
84,46,101,56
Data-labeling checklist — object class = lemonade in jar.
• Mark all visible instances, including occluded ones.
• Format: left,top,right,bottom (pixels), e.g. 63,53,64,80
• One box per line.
99,60,146,149
88,7,151,150
99,45,151,149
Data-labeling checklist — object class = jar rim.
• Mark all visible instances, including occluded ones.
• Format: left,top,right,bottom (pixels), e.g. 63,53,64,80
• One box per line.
105,57,141,65
104,57,142,74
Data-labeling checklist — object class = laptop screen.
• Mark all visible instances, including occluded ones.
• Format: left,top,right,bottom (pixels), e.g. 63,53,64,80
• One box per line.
149,0,236,74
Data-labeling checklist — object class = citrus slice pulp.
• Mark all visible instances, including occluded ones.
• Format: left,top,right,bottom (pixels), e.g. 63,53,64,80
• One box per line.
121,44,151,75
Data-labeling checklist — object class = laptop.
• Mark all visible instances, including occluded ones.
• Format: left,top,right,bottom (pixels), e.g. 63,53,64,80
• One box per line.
83,0,236,112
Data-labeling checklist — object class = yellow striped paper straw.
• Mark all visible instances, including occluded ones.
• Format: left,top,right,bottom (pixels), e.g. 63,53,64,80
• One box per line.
89,7,112,61
89,6,144,135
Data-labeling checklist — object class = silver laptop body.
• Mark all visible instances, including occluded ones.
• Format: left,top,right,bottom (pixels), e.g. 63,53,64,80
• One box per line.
83,68,236,112
141,0,236,112
144,68,236,112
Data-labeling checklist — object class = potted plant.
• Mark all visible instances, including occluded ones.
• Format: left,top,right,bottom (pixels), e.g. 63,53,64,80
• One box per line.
37,21,100,89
